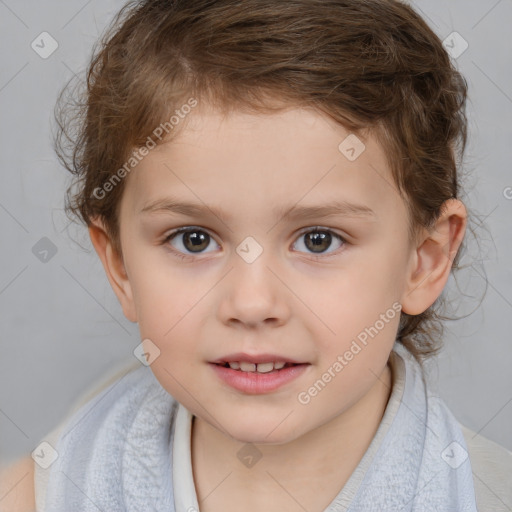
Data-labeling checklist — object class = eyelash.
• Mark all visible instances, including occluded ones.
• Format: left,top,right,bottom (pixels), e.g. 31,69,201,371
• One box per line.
161,226,348,261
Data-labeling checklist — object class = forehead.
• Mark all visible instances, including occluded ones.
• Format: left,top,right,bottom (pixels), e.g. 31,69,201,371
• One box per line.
121,105,403,225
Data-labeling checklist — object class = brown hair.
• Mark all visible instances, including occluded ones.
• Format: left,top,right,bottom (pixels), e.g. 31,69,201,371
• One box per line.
55,0,471,364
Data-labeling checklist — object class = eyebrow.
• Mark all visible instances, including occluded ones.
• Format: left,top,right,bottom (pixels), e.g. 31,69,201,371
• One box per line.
140,197,377,223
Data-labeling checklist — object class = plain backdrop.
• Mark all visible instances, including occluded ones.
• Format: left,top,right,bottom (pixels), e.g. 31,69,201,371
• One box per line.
0,0,511,466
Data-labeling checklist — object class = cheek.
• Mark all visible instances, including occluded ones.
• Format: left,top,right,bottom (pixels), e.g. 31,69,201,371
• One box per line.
130,265,211,357
126,250,201,335
136,286,206,403
295,347,388,428
309,251,404,358
350,239,409,305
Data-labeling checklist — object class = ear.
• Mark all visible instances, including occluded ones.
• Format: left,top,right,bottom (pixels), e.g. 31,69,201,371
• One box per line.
88,217,138,323
400,198,467,315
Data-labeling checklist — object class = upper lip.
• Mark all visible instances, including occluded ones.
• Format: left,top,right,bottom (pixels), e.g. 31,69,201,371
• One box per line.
211,352,307,364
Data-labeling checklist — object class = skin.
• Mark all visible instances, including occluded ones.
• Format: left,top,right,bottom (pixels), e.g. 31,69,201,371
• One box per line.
0,458,35,512
89,102,467,512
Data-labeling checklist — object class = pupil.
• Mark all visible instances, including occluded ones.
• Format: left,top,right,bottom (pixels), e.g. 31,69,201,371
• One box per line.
184,231,209,252
306,231,331,253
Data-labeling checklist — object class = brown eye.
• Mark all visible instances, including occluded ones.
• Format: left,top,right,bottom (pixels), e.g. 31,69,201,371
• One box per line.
293,228,345,256
182,230,210,252
164,227,218,255
304,231,332,253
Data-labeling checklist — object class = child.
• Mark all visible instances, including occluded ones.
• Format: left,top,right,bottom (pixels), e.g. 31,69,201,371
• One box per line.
4,0,511,510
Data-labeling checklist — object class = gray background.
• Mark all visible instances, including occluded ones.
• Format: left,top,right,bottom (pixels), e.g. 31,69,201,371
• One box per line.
0,0,511,466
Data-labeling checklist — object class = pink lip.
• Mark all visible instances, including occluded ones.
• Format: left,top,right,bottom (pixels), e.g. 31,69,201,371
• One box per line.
210,352,306,365
209,362,310,394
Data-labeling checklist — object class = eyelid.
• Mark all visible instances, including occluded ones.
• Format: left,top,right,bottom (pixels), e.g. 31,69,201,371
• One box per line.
296,225,346,238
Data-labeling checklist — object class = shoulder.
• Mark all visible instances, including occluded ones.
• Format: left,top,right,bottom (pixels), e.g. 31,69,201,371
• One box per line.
0,456,36,511
460,423,512,511
32,359,142,512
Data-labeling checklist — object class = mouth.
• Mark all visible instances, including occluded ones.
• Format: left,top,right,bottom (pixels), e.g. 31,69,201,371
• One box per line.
213,361,299,374
209,356,310,394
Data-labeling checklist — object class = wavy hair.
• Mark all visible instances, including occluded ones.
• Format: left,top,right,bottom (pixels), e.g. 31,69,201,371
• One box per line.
55,0,472,364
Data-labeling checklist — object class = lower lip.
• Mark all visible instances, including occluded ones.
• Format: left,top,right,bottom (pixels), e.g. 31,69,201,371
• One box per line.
209,363,310,394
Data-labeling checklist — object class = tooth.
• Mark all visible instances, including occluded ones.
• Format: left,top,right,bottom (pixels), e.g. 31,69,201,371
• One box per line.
228,362,240,370
256,362,274,373
274,362,286,369
240,362,256,372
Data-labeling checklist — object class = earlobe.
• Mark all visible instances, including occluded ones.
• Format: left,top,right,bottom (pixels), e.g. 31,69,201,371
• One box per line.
88,218,138,323
400,199,467,316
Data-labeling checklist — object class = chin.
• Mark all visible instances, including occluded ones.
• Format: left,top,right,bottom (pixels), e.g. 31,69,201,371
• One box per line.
223,416,305,446
232,431,295,446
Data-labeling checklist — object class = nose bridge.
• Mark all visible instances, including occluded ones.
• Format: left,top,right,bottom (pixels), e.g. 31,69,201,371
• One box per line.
218,240,289,327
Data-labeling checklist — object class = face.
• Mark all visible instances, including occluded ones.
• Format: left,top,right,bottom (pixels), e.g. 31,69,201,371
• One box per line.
113,103,415,444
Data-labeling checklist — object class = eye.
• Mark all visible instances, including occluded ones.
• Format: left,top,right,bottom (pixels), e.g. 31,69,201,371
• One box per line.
292,227,346,257
163,227,219,259
162,226,347,261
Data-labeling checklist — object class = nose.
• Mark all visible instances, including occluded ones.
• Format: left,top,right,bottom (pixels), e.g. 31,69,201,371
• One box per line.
217,249,291,329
